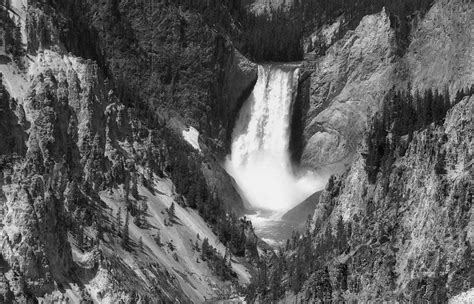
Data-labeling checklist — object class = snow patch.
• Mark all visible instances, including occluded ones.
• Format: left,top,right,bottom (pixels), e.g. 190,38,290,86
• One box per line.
0,62,28,100
98,174,250,302
182,126,201,152
449,288,474,304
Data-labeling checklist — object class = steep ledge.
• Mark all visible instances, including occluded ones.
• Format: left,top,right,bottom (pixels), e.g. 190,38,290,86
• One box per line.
304,96,473,302
217,42,258,154
253,94,473,304
300,0,473,172
289,71,311,164
0,0,261,300
0,46,256,302
32,0,255,215
301,8,397,171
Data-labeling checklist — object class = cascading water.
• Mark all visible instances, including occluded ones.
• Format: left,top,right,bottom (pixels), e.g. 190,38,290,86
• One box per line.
225,64,325,213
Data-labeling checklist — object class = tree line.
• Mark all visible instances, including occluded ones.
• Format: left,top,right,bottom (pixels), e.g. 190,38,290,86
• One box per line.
364,85,473,183
244,84,472,302
170,0,435,62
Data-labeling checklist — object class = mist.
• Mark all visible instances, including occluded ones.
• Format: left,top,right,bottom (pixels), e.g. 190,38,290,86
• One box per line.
225,64,327,212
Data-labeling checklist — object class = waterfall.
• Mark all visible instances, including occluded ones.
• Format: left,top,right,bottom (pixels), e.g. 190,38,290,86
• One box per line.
225,64,324,212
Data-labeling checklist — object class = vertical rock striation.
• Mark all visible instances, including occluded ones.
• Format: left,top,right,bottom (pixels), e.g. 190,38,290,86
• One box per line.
300,0,474,172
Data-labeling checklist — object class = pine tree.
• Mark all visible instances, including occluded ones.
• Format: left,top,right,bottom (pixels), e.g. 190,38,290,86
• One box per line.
77,225,84,251
336,216,346,252
133,212,140,227
167,241,175,251
138,237,143,252
224,244,231,266
116,207,122,236
168,202,176,220
271,258,283,300
201,238,210,260
96,220,103,245
154,231,161,246
131,173,139,199
121,211,130,249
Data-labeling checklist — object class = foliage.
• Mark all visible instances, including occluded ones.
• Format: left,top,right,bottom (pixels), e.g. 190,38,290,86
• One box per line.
121,211,130,249
167,202,176,220
237,7,304,62
171,0,435,61
0,3,25,65
245,85,474,302
156,127,253,257
201,238,236,281
364,86,469,183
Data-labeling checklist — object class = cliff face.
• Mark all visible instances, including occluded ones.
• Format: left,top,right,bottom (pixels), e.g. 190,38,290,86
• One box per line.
260,94,472,304
299,0,473,171
405,0,473,94
299,8,396,171
0,48,190,302
0,1,257,302
42,0,257,214
307,95,472,302
246,0,472,302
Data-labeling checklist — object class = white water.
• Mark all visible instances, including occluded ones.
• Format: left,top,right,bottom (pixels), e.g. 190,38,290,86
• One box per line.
225,64,326,212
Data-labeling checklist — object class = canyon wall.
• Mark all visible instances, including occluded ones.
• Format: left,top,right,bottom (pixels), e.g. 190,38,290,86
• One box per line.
299,0,473,172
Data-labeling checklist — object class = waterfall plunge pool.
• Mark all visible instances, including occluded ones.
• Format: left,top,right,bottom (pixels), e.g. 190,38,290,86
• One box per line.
225,63,329,245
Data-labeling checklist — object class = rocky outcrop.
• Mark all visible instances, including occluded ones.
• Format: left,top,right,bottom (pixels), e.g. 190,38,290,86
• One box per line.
300,0,474,171
308,95,472,302
0,78,27,156
220,47,258,151
267,94,473,304
0,0,258,300
300,8,397,171
405,0,473,94
249,0,293,14
0,52,82,299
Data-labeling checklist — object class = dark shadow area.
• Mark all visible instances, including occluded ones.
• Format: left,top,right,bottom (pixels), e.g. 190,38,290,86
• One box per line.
289,70,311,164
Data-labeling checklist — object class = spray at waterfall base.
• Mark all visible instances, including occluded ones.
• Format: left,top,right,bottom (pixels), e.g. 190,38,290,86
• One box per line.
225,64,328,216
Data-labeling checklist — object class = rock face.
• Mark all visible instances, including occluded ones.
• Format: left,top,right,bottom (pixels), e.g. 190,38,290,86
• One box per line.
249,0,294,14
0,1,257,302
253,94,472,304
405,0,473,94
300,8,397,170
220,47,258,150
301,96,473,302
0,46,188,302
300,0,474,171
246,1,472,302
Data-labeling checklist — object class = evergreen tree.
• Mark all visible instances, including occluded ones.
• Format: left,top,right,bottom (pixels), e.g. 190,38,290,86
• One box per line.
95,219,103,244
273,262,284,299
424,88,434,124
138,237,143,252
168,202,176,220
77,225,84,251
336,216,346,253
116,207,122,236
167,241,176,251
154,231,161,246
201,238,210,260
224,244,231,266
131,173,139,199
121,211,130,249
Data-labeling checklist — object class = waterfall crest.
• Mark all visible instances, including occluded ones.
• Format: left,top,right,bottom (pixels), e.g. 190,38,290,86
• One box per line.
225,64,324,212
